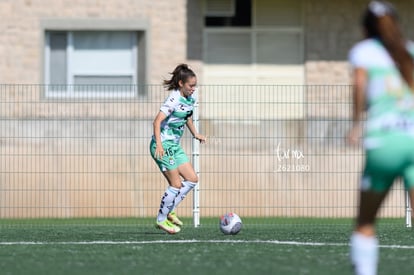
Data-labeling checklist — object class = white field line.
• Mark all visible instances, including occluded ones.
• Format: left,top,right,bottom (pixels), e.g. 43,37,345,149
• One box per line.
0,240,413,249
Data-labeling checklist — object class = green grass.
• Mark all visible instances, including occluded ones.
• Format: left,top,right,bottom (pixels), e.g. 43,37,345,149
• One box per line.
0,218,413,275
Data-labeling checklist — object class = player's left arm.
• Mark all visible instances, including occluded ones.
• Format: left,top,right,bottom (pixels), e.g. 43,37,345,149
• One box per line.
186,118,206,143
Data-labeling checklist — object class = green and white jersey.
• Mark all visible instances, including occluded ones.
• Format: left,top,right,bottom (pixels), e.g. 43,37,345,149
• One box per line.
154,89,195,144
349,38,414,148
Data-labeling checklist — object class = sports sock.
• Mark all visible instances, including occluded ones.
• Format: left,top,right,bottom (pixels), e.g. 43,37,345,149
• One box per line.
171,181,196,210
157,186,180,222
350,232,378,275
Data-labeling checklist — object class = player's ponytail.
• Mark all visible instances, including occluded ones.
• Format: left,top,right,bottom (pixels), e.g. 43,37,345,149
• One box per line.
363,1,414,90
163,64,196,91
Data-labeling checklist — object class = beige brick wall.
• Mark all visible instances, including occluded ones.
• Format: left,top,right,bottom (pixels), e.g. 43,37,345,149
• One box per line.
304,0,414,85
303,0,414,109
0,0,197,88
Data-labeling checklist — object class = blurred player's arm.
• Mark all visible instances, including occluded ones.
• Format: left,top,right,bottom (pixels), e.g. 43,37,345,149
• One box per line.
347,67,367,145
352,68,367,124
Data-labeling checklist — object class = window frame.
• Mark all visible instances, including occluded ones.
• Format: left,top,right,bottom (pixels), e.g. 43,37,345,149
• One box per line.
204,0,236,17
40,19,149,99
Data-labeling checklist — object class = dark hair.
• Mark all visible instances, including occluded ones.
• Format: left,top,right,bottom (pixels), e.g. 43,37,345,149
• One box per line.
363,1,414,89
163,64,196,91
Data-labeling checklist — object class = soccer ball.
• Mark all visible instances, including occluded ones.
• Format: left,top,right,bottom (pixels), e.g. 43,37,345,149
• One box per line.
219,212,242,235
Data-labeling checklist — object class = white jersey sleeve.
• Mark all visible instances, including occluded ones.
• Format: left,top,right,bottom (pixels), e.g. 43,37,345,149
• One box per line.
160,91,180,116
349,42,369,68
348,39,395,69
349,39,414,69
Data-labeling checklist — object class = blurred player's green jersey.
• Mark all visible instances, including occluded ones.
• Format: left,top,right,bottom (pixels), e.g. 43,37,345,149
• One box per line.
153,89,195,145
349,38,414,191
349,39,414,146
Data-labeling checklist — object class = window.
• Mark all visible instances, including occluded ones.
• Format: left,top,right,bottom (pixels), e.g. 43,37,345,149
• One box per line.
45,31,139,98
203,0,304,85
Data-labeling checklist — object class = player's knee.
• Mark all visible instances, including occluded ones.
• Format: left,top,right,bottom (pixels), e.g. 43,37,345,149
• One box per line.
168,178,183,189
186,175,198,184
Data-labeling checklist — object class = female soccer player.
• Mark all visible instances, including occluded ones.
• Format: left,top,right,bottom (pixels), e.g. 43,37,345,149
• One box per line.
347,1,414,274
150,64,206,234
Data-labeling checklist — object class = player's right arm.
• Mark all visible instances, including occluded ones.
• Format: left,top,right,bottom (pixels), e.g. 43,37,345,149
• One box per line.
347,43,368,145
153,111,167,159
347,67,367,145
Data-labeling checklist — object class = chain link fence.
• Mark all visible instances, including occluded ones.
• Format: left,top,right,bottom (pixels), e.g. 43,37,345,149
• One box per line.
0,84,408,225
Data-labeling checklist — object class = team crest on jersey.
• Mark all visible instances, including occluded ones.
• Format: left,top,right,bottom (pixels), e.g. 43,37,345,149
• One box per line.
169,157,175,165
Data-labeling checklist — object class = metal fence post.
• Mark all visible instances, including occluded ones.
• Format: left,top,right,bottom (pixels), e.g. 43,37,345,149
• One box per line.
406,191,412,228
192,89,201,227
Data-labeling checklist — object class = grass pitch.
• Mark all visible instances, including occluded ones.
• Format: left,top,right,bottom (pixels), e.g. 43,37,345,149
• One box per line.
0,218,413,275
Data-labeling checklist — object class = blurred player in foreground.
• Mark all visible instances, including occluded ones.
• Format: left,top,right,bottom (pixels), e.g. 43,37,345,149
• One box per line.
347,1,414,274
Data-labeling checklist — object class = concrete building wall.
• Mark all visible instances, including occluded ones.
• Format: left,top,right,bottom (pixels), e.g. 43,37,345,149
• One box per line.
1,0,414,87
304,0,414,85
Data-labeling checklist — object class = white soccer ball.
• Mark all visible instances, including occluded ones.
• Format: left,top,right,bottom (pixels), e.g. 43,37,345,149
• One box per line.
219,212,242,235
